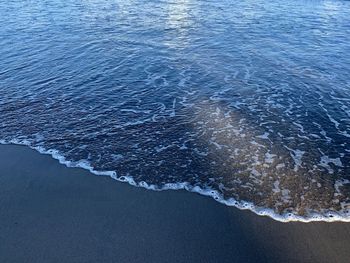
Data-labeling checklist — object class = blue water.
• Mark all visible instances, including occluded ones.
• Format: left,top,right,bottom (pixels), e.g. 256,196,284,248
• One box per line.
1,0,350,221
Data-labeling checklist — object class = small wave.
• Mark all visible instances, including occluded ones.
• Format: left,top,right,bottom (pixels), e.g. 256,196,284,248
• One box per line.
1,138,350,223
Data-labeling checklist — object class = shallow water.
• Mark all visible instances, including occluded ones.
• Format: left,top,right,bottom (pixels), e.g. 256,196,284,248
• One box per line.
1,0,350,221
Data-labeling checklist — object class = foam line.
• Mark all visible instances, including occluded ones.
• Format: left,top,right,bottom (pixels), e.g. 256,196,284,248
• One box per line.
1,139,350,223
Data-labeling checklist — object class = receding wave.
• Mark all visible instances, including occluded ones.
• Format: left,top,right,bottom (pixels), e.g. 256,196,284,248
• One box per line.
1,138,350,223
1,0,350,222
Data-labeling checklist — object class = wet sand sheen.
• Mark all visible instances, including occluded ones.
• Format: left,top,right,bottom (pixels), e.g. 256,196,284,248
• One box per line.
0,144,350,263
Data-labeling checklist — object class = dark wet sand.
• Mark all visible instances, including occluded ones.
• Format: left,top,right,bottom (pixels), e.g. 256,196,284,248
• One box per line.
1,144,350,263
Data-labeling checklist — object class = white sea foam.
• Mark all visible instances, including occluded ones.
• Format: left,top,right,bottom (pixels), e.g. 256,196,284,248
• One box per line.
1,139,350,223
256,132,269,140
265,152,276,164
284,146,305,172
169,98,176,117
319,155,343,174
272,181,281,193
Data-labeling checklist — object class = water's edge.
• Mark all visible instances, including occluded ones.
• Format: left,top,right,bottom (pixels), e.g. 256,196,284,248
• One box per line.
1,139,349,223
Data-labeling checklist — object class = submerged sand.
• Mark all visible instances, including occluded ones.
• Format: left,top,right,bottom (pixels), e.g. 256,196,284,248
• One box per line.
0,144,350,263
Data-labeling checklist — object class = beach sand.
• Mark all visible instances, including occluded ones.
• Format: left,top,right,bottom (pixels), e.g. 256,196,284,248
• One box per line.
0,144,350,263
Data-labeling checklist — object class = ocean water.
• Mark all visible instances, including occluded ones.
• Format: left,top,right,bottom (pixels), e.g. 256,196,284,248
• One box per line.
1,0,350,222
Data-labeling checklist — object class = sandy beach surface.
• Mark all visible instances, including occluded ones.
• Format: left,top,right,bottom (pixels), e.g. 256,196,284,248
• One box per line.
0,144,350,263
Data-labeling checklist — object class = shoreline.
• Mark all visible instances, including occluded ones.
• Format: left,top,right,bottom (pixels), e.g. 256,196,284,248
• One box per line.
1,140,349,223
1,144,350,262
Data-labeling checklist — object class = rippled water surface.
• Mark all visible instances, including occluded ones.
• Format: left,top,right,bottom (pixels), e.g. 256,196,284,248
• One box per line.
1,0,350,221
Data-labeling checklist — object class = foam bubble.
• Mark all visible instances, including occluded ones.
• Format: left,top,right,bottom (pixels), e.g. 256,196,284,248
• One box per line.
1,140,350,223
